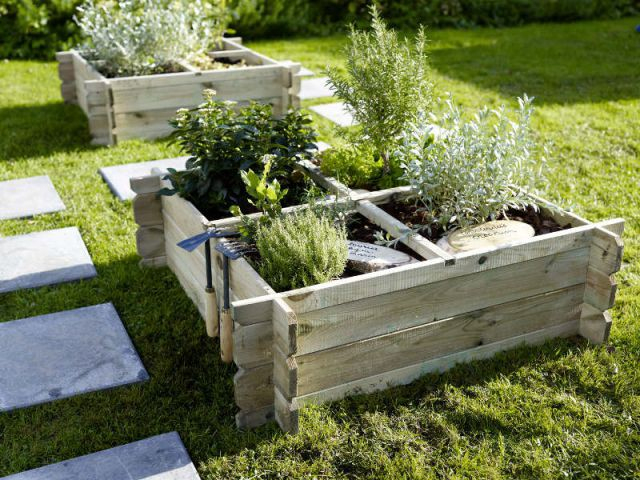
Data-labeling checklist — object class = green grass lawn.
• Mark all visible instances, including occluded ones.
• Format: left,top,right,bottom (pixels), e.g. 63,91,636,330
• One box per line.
1,16,639,479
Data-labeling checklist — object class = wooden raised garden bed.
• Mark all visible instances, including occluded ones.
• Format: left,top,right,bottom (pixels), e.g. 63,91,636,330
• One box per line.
56,37,302,145
132,161,624,433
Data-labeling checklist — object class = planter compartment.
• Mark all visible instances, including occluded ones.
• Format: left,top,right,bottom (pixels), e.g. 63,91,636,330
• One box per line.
132,173,623,433
57,38,302,145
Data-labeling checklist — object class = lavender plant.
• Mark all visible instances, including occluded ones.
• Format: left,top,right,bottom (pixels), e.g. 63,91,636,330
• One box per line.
398,94,545,231
74,0,229,77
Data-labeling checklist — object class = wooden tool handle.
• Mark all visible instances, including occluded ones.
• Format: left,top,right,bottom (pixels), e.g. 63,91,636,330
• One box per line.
220,308,233,363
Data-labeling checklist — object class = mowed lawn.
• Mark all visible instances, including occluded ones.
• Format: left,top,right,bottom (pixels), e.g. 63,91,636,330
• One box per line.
1,17,639,479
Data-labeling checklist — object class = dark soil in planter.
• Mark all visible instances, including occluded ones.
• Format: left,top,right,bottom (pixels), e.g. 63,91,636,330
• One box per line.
379,201,571,244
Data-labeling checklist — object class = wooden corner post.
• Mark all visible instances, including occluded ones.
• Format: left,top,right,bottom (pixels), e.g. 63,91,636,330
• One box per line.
272,297,299,433
579,220,624,344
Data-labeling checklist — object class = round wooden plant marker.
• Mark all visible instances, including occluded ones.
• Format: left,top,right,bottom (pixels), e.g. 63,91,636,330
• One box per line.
436,220,535,254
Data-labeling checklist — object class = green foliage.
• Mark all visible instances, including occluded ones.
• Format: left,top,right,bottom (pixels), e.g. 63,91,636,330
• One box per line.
3,0,639,59
74,0,229,77
0,0,82,59
163,92,317,219
2,18,640,479
255,208,348,292
327,6,433,175
319,144,382,189
399,95,544,230
230,154,288,239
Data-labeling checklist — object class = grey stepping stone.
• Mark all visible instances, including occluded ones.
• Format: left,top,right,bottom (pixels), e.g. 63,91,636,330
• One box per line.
0,175,65,220
3,432,199,480
0,227,96,294
300,77,333,100
310,102,357,127
298,66,314,77
317,141,332,152
0,303,148,412
99,157,188,201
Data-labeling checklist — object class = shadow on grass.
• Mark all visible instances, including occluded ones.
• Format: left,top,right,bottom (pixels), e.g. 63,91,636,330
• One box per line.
430,19,640,104
0,247,605,475
0,102,95,161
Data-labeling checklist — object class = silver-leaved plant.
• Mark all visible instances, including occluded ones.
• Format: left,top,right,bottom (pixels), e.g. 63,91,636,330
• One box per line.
75,0,228,77
398,94,545,231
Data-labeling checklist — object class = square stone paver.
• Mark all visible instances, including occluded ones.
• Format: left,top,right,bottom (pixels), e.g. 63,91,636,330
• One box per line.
300,77,334,100
0,303,148,412
3,432,199,480
0,227,96,294
310,102,357,127
0,175,65,220
99,157,189,201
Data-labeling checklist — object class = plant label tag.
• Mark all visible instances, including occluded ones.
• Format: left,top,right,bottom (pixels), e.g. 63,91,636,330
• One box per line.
437,220,535,253
347,240,417,273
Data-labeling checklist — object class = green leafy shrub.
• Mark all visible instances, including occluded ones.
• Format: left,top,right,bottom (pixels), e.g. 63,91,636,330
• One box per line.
0,0,82,59
162,91,317,219
327,6,433,177
398,95,544,230
74,0,229,77
319,144,382,189
255,208,348,292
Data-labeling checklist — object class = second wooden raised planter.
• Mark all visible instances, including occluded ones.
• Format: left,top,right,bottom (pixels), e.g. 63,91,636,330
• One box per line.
57,37,302,145
132,162,624,433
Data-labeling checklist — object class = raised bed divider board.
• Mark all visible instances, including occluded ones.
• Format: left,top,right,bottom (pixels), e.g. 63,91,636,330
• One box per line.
57,38,302,145
131,168,624,433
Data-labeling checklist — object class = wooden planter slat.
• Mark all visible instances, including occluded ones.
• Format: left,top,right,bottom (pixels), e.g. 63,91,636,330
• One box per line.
57,38,300,145
131,166,624,433
295,318,580,409
294,284,584,396
356,199,455,262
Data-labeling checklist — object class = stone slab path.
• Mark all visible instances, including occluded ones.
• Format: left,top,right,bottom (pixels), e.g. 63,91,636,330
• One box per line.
0,227,96,294
310,102,357,127
0,303,148,412
300,77,334,100
3,432,200,480
0,175,65,220
99,157,189,201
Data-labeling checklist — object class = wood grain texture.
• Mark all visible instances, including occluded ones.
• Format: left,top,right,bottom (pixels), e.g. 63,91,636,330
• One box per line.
133,193,163,227
295,320,580,407
579,303,612,344
282,225,594,315
234,364,273,411
295,284,584,395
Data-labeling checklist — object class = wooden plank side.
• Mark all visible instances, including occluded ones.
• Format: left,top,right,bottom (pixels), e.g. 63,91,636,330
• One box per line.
590,226,624,275
136,225,164,258
232,296,275,326
133,193,163,226
296,286,584,396
233,321,272,368
273,297,297,356
296,319,580,407
111,75,284,114
579,303,612,344
166,245,207,319
274,386,299,433
234,364,273,411
273,346,298,397
584,267,617,312
108,64,284,90
296,247,589,356
283,225,594,315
